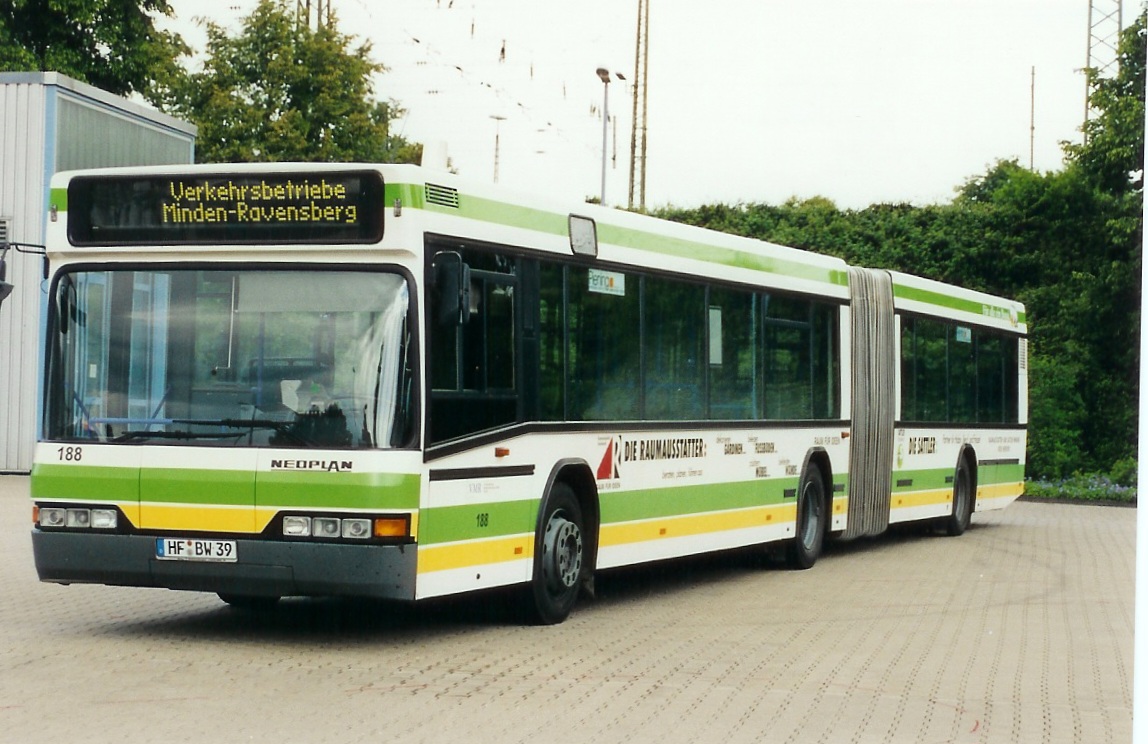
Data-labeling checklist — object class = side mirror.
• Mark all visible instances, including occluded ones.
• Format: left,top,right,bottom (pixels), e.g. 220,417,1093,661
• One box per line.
433,252,472,326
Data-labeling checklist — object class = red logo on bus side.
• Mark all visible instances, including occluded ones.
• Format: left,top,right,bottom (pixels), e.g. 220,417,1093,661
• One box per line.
597,436,621,480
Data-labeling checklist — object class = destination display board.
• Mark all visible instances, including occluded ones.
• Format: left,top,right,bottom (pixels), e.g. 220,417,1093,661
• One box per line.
68,171,385,246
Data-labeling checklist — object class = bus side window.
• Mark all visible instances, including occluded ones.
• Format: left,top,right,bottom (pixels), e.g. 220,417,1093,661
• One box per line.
565,266,639,420
643,276,705,420
538,262,565,420
708,287,760,420
428,248,520,443
433,252,472,327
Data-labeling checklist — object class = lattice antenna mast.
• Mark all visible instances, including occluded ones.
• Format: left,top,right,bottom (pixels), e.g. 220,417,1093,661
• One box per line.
628,0,650,211
1084,0,1123,138
297,0,333,30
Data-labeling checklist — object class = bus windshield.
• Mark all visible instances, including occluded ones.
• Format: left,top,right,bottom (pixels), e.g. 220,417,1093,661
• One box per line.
45,268,412,449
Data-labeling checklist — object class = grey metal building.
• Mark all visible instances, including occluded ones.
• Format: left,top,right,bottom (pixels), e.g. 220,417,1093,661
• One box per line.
0,72,196,472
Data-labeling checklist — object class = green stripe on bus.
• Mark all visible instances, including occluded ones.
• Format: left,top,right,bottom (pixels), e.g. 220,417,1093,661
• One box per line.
976,461,1026,484
419,499,539,546
257,471,421,510
140,468,252,505
50,187,68,213
891,468,953,492
455,194,570,236
31,463,137,502
32,465,421,510
388,182,848,288
385,182,425,211
892,463,1025,492
595,223,850,287
601,478,798,525
893,283,1027,325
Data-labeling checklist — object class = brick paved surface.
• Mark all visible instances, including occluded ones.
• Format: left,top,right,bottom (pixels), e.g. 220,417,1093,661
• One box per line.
0,475,1133,743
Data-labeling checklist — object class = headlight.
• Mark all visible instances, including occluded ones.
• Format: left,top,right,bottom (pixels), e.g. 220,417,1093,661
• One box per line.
341,519,371,539
37,505,119,529
39,507,67,528
91,509,118,529
65,509,91,528
280,513,410,542
282,516,312,536
312,517,341,538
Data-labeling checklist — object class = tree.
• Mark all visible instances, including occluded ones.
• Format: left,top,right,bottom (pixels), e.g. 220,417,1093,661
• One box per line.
156,0,419,164
1066,13,1146,197
0,0,187,98
1040,13,1146,476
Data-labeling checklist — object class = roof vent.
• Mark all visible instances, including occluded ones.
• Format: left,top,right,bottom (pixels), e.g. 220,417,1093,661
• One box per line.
425,183,460,209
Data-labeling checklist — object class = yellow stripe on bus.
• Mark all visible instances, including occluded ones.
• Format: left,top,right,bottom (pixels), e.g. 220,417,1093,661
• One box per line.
402,485,1021,577
887,481,1024,512
135,505,419,537
417,504,801,575
978,481,1024,500
417,535,534,574
140,503,259,533
889,489,952,510
599,503,798,549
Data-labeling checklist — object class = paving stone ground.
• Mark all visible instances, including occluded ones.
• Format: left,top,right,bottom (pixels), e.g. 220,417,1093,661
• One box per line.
0,475,1133,743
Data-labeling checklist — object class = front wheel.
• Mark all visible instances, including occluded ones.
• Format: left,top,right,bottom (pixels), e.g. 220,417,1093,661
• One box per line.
787,466,827,569
944,458,974,536
525,483,585,625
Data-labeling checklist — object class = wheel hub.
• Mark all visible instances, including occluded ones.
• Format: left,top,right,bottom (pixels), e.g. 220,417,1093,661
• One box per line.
543,513,583,592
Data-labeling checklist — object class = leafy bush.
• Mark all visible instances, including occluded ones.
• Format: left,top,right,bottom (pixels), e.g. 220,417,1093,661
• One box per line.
1108,456,1138,487
1023,472,1137,504
1025,355,1087,480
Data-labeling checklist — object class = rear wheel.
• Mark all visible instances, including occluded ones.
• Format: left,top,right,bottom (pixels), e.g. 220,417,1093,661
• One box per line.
787,466,826,569
525,483,585,625
944,458,974,536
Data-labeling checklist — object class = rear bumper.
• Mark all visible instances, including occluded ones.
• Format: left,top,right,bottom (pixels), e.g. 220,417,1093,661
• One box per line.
31,530,417,600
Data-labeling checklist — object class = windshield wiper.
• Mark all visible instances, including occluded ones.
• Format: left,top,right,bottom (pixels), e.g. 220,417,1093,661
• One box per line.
110,418,321,447
111,419,305,444
112,429,246,443
175,418,312,446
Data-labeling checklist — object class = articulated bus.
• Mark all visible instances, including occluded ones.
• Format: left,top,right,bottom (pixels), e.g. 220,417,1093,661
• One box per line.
30,164,1027,624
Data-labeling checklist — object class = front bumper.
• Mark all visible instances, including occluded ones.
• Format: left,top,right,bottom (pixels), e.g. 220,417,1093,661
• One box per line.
32,530,417,600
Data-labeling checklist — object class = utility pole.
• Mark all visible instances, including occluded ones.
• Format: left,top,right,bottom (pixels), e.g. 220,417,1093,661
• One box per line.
1083,0,1122,139
491,115,506,184
628,0,650,211
597,69,612,204
1030,66,1035,170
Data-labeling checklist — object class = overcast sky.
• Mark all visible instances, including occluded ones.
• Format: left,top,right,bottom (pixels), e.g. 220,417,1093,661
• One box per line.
166,0,1127,210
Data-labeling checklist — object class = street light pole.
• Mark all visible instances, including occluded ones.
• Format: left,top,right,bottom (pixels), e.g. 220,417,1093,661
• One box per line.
596,67,611,204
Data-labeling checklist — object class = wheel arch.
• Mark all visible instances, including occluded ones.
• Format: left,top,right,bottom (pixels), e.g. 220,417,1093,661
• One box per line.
801,446,835,522
538,459,600,578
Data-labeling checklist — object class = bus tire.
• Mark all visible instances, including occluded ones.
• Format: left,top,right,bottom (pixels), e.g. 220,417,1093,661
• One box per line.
787,466,826,570
944,457,974,536
525,482,585,625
